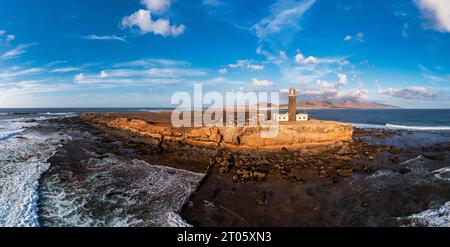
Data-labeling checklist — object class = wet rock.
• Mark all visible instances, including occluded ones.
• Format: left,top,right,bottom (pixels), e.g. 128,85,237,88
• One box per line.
399,168,412,174
336,168,353,177
319,170,329,178
337,145,352,156
306,188,315,197
256,196,264,206
422,153,445,161
252,171,266,181
219,167,229,176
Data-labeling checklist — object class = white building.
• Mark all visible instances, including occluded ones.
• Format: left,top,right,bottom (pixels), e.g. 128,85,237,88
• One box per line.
296,113,310,121
274,113,310,122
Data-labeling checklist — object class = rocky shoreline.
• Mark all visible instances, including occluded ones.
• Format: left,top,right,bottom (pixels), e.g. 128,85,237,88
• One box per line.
37,115,450,226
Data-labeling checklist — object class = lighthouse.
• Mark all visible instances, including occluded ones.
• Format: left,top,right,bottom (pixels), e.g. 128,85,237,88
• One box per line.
288,88,297,122
274,88,310,122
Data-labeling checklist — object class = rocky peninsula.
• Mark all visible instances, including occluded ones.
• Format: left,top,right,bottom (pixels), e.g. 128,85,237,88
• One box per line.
37,112,450,226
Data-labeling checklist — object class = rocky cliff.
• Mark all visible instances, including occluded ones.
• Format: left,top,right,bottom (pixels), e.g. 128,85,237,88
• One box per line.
80,112,353,150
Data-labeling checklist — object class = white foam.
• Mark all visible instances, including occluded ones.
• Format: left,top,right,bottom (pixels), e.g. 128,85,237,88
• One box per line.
0,129,24,140
0,130,70,227
352,123,387,129
386,124,450,131
352,123,450,131
133,109,169,113
432,167,450,181
39,157,204,227
399,155,424,165
403,201,450,227
44,112,77,116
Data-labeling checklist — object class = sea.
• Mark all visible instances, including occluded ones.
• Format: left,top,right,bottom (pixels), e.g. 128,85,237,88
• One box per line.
1,108,450,227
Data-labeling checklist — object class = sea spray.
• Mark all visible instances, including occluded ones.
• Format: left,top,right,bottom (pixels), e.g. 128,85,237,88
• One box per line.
0,131,70,226
39,156,204,227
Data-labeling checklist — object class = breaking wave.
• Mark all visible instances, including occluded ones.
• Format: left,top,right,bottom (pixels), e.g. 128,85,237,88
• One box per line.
352,123,386,129
39,156,204,227
0,131,70,226
403,201,450,227
353,123,450,131
432,167,450,181
386,124,450,131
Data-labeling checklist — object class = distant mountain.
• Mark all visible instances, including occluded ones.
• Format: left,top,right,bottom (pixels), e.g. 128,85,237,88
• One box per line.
228,100,399,111
279,100,400,110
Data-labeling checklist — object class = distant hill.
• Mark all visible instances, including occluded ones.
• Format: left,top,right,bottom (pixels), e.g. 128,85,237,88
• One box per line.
279,100,400,110
227,100,399,111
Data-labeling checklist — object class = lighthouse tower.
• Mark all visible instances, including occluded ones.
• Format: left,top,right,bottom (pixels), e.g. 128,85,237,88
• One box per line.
288,88,297,122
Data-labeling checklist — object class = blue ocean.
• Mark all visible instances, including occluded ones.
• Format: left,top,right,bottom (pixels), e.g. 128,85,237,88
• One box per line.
308,109,450,131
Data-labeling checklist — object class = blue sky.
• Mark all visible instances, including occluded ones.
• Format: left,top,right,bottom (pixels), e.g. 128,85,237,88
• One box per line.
0,0,449,108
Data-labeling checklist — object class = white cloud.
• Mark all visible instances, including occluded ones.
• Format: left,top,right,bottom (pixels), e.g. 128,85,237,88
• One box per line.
218,68,228,74
252,78,274,87
0,81,74,97
83,34,127,42
75,73,86,81
279,50,288,59
0,30,15,43
344,32,364,42
295,52,318,65
0,67,43,78
100,70,109,78
6,34,15,42
253,0,317,40
229,60,265,71
121,9,185,37
73,58,208,85
141,0,171,13
415,0,450,32
113,58,190,68
337,73,348,85
51,67,80,73
298,79,369,101
378,86,437,99
295,53,304,64
303,56,318,64
1,44,35,60
402,22,410,38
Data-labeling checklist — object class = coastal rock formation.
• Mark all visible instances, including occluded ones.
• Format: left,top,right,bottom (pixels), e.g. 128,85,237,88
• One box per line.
80,112,353,150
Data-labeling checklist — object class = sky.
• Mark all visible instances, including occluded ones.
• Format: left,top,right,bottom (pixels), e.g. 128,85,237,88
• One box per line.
0,0,449,108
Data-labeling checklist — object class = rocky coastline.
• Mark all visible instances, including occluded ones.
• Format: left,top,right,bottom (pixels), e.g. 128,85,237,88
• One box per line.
39,113,450,226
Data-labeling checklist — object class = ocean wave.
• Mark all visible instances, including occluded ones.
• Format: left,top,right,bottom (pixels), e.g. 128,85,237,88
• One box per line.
386,124,450,131
39,156,204,227
0,129,24,141
352,123,450,131
133,109,170,113
352,123,387,129
432,167,450,181
0,131,70,227
44,112,77,116
402,201,450,227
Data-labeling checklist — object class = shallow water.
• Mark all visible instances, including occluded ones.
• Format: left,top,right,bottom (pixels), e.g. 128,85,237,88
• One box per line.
39,156,204,227
0,128,69,226
1,114,205,227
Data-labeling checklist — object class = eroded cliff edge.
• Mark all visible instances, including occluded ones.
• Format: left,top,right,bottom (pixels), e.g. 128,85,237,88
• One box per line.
77,112,362,226
80,112,353,150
